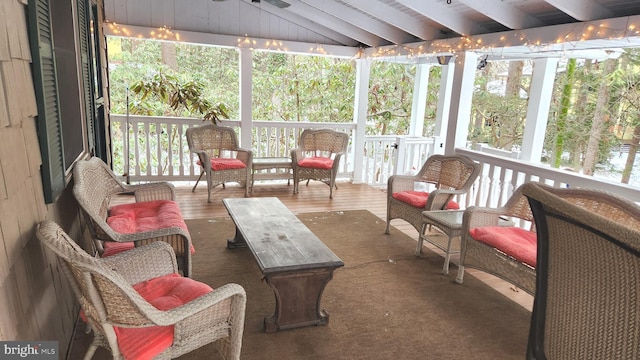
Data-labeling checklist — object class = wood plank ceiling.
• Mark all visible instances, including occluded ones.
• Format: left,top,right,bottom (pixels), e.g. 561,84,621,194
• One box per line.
104,0,640,60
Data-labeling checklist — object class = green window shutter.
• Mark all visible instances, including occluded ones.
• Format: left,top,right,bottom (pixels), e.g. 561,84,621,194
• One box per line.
29,0,65,204
77,0,96,154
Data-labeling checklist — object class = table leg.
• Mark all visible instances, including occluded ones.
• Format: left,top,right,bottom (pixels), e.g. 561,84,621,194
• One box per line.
455,264,465,284
227,225,248,248
416,223,427,255
442,235,453,274
263,268,335,333
250,171,255,194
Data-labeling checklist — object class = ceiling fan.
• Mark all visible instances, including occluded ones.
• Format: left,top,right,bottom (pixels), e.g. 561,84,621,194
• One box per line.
212,0,290,9
251,0,290,8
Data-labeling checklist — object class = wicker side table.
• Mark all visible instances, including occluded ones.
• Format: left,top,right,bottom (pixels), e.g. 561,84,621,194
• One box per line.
419,210,464,274
251,157,292,192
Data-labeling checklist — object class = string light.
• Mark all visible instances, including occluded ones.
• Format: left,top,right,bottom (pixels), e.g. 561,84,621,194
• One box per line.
368,19,640,64
105,18,640,63
107,22,181,41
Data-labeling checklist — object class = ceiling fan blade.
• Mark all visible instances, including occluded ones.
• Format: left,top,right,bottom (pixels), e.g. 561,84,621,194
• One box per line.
261,0,290,8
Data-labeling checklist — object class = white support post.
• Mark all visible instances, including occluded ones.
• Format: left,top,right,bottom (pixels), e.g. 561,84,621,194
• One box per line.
444,52,478,154
394,137,408,176
239,48,253,149
409,64,431,137
521,58,559,163
433,63,455,141
352,58,370,184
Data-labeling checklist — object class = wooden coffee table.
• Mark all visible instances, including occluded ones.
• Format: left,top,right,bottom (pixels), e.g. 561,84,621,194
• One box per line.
223,197,344,332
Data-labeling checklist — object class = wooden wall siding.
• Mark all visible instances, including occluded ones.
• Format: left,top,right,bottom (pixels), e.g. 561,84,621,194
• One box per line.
104,0,346,46
0,0,83,354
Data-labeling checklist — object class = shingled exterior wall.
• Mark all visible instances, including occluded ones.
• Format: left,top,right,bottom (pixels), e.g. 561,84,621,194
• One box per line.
0,0,99,356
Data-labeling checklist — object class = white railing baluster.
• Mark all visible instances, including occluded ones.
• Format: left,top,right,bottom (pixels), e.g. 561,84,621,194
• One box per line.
155,121,162,176
134,122,141,177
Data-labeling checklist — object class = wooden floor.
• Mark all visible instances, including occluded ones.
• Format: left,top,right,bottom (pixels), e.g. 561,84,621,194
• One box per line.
70,179,533,359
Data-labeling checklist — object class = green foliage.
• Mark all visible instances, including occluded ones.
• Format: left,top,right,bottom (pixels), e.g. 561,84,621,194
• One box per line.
469,61,529,150
611,49,640,128
108,38,238,121
553,58,577,167
130,72,229,123
108,38,440,138
368,61,411,135
251,51,356,122
367,61,439,136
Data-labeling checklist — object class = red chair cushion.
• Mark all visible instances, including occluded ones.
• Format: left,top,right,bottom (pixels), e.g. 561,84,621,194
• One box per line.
298,157,334,169
114,273,213,360
196,158,246,171
132,273,213,311
469,226,537,267
392,191,460,210
105,200,194,257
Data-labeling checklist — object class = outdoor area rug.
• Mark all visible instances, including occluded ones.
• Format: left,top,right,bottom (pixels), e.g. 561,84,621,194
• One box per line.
180,210,531,360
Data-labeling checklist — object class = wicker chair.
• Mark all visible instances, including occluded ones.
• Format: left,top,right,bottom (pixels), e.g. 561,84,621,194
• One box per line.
385,154,480,235
455,184,536,295
37,220,246,360
522,182,640,360
72,157,193,277
186,124,253,202
291,129,349,199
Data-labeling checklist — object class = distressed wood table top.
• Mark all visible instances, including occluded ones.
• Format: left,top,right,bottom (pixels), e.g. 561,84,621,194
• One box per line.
223,197,343,274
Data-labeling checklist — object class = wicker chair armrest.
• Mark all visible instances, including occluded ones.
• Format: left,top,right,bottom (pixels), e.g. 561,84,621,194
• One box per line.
332,153,344,169
291,148,303,163
128,182,176,202
111,227,190,243
101,242,178,284
426,188,467,210
192,150,211,166
387,175,416,194
462,206,504,230
235,148,253,165
148,283,247,326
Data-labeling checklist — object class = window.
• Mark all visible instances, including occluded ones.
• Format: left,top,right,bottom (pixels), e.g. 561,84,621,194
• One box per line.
28,0,102,203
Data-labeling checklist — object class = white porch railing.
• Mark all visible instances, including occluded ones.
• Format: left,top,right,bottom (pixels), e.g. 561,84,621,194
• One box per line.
109,115,640,206
359,135,439,187
110,115,432,184
456,148,640,207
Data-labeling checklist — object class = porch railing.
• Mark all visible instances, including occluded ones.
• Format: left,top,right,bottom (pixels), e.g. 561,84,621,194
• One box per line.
109,115,640,206
456,148,640,207
110,115,434,184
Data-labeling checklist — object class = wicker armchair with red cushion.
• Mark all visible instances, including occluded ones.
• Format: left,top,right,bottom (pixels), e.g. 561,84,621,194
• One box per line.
186,124,253,202
456,184,537,295
37,220,246,360
385,154,480,235
291,129,349,199
523,182,640,359
72,157,193,277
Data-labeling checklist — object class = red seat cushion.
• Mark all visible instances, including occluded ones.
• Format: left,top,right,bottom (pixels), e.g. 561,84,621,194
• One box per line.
105,200,194,256
298,157,334,169
469,226,537,267
197,158,246,171
114,273,213,360
132,273,213,311
392,190,460,210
